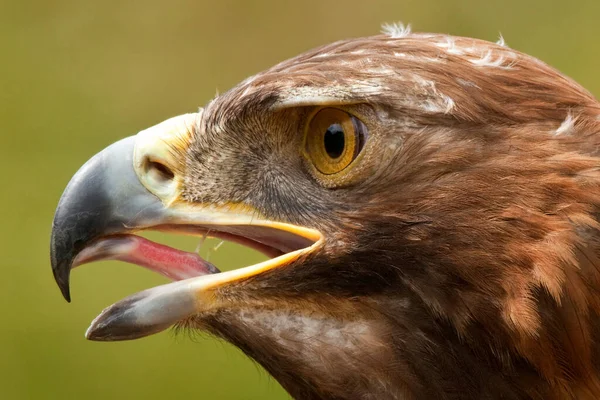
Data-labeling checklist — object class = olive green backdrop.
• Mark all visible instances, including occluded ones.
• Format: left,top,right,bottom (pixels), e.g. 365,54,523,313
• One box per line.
2,0,599,399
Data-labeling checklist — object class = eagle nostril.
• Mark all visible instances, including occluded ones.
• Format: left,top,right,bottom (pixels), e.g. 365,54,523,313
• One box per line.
144,158,175,184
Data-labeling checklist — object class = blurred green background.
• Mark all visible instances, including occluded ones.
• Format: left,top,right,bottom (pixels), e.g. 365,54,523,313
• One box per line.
2,0,600,398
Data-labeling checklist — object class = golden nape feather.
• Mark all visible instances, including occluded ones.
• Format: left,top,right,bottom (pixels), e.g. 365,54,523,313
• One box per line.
51,24,600,399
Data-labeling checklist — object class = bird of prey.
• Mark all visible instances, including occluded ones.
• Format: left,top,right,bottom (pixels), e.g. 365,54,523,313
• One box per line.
50,24,600,399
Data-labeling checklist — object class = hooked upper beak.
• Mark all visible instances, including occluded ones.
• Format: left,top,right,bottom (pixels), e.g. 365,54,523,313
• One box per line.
50,113,322,341
50,135,159,302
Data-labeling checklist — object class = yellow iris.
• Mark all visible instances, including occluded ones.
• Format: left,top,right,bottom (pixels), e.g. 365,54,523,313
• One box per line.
305,108,362,175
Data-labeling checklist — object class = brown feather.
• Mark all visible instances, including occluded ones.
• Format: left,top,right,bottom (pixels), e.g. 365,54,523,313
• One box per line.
180,31,600,399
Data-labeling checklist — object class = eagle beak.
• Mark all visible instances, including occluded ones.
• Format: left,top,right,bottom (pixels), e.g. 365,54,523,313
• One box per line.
50,113,322,341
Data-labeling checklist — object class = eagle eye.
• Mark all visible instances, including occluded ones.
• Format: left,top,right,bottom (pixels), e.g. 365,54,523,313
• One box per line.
304,108,368,176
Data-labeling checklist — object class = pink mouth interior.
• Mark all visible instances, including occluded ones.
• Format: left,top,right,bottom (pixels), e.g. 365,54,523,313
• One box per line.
72,226,312,282
74,235,220,281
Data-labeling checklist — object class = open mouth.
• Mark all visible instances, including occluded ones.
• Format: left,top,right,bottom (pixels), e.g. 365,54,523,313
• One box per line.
49,115,324,341
72,224,321,284
55,217,322,342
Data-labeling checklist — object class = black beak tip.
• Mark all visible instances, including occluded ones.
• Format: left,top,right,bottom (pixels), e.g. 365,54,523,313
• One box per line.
51,247,72,302
57,275,72,303
84,296,154,342
52,262,72,303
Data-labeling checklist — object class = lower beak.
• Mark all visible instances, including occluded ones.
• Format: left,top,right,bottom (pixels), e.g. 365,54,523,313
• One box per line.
50,114,321,341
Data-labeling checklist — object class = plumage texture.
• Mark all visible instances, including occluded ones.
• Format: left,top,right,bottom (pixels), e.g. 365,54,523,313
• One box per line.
177,28,600,399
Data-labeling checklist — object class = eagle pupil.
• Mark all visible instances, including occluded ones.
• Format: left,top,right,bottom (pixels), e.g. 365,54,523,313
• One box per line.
324,124,345,159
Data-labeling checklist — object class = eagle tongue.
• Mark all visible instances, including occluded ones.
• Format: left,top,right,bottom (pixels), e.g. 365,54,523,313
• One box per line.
73,235,220,281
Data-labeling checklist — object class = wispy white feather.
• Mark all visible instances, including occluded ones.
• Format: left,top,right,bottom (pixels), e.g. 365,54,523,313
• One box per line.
381,22,412,38
496,34,507,47
554,113,576,135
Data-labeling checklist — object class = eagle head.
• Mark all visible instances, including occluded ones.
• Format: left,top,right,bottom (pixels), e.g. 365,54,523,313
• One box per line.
50,26,600,399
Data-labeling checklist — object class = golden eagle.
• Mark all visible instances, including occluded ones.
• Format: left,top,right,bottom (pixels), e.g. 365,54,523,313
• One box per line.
51,26,600,399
